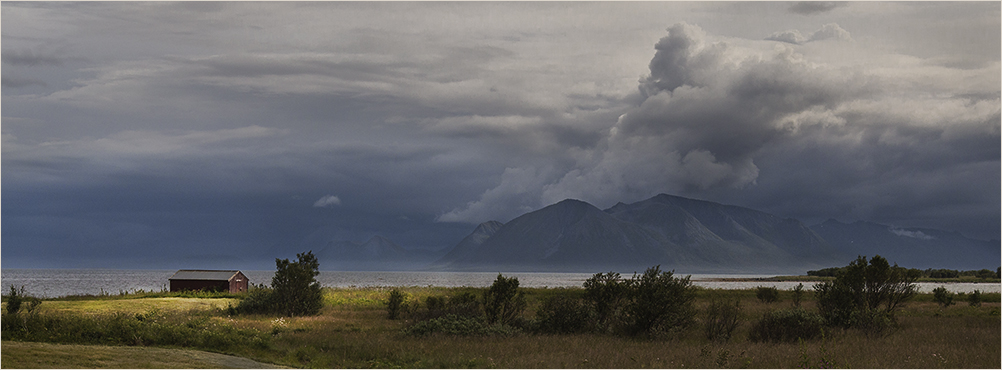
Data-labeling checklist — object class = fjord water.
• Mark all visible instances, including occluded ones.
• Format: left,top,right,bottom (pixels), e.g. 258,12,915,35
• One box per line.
2,269,997,298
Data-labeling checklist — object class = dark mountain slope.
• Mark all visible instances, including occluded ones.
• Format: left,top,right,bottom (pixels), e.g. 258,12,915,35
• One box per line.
437,195,841,272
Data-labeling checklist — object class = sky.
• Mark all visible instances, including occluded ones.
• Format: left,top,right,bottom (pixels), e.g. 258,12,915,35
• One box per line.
2,1,999,269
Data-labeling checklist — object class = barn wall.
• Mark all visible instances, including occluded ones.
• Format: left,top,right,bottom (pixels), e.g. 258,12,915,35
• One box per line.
170,280,229,292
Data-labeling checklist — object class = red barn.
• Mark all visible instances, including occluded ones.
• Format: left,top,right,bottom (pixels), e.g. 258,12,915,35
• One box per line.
168,270,249,293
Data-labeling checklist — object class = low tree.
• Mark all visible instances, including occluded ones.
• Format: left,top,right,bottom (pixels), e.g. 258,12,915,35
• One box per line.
704,299,741,342
271,251,323,316
967,290,982,307
814,255,918,332
387,289,406,319
755,286,780,303
932,286,955,308
583,271,629,331
624,265,696,337
791,283,805,308
483,274,526,325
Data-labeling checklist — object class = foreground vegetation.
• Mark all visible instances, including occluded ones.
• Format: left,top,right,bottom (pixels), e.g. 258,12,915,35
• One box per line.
2,256,1000,368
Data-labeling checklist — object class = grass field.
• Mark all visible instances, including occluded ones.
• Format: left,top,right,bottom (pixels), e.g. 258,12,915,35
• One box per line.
2,286,999,368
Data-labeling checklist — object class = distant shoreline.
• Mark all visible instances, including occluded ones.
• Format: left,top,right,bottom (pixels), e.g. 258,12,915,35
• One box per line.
707,276,1002,284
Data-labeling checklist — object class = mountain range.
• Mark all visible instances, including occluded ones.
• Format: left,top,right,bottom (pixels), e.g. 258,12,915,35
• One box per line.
311,194,1000,273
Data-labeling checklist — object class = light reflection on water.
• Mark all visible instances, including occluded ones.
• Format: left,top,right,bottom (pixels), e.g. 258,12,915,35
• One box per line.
2,269,998,298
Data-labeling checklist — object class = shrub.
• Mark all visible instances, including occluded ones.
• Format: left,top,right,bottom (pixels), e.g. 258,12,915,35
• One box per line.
271,251,323,316
967,290,982,307
748,308,824,343
814,255,917,331
234,285,275,315
704,299,741,342
791,283,805,308
535,296,595,334
932,286,955,307
483,274,526,325
3,285,41,315
387,289,406,319
583,271,629,332
755,286,780,303
624,265,696,337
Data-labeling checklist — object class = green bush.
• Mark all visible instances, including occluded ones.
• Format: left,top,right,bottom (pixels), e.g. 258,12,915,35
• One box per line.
483,274,526,326
583,271,629,331
271,251,323,316
3,285,41,315
791,283,805,308
749,308,825,343
535,296,595,334
967,290,982,307
704,299,741,342
234,285,275,315
755,286,780,303
932,286,955,307
624,265,696,337
387,289,406,319
814,255,917,331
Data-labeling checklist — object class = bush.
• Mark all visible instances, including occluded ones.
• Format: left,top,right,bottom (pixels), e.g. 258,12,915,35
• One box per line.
624,265,696,337
814,255,917,331
755,286,780,303
3,285,41,315
583,271,629,332
749,308,825,343
234,285,275,315
483,274,526,325
704,299,741,342
535,296,595,334
387,289,406,319
791,283,805,308
271,251,323,316
967,290,982,307
932,286,955,307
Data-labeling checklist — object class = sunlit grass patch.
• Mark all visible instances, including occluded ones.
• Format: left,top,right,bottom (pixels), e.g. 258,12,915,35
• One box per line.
37,297,239,315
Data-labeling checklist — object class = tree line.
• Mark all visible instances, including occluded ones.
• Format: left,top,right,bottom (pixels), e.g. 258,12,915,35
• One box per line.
808,266,1000,280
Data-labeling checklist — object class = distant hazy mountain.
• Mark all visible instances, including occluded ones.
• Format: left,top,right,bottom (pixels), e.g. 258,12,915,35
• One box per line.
435,194,841,273
316,235,442,271
810,219,1000,270
433,220,504,264
314,194,999,273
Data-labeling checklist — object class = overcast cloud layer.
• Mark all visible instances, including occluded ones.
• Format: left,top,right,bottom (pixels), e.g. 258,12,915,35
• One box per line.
3,2,999,269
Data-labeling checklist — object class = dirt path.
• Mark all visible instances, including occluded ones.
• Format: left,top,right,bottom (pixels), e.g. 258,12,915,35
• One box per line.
0,341,289,369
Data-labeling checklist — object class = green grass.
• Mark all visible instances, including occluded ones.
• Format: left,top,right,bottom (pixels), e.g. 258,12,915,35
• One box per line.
3,286,999,368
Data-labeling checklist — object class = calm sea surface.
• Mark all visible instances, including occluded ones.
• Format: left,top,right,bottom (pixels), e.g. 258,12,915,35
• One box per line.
1,269,998,298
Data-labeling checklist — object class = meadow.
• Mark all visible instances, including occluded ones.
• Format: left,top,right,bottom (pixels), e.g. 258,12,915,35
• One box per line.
2,285,999,368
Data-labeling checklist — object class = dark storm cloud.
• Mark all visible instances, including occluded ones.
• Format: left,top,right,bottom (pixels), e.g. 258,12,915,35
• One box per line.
447,22,999,242
2,48,64,66
2,2,998,268
2,75,46,88
788,2,847,15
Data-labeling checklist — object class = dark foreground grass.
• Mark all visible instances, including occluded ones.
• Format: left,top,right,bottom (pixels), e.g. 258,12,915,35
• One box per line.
2,287,999,368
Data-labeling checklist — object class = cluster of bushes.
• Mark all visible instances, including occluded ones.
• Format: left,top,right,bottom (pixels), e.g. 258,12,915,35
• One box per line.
932,286,986,307
390,274,531,336
390,265,699,339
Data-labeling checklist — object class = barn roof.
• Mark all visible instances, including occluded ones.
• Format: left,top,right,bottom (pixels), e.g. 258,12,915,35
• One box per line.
169,270,243,281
